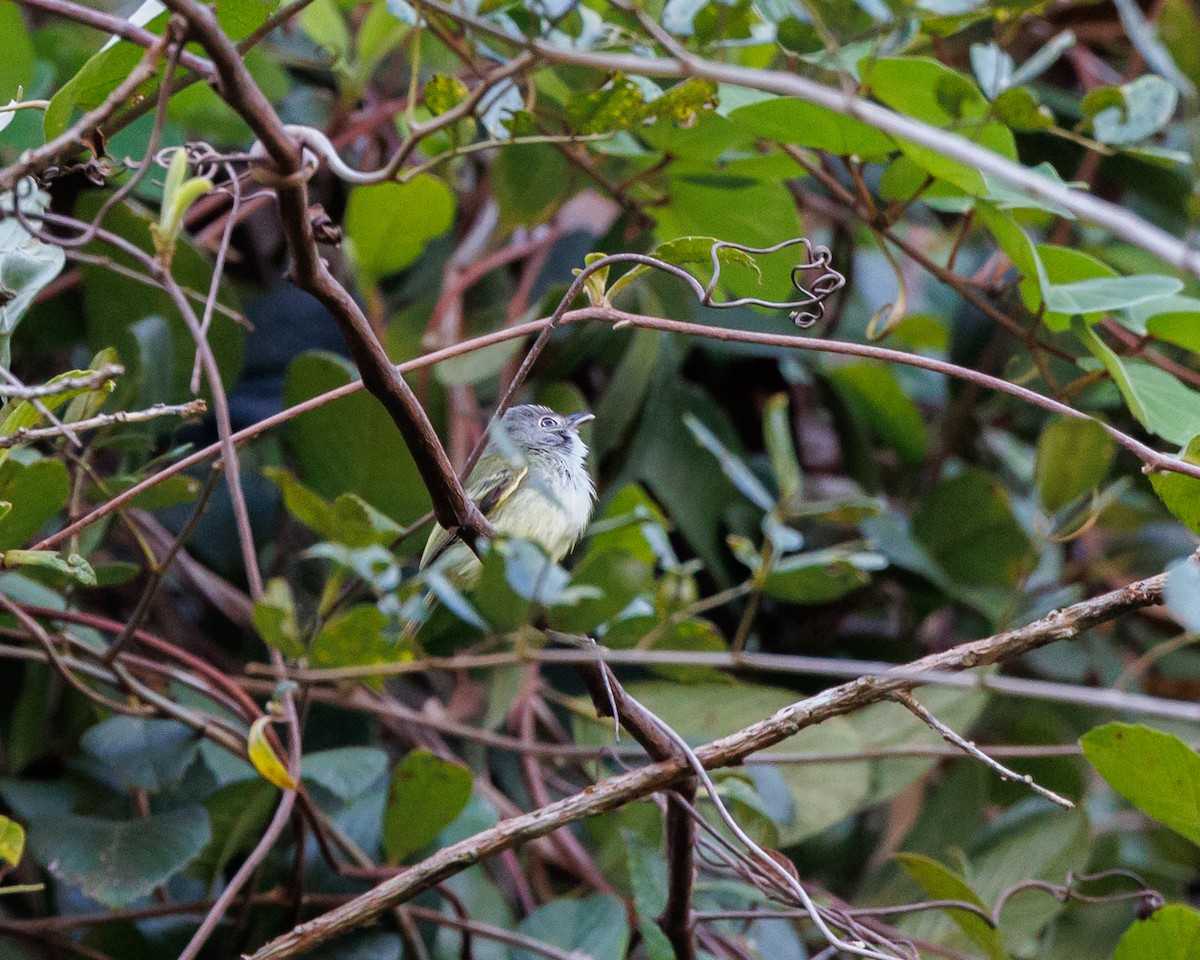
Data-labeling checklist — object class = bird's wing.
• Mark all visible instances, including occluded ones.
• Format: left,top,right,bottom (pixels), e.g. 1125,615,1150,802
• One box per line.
419,463,528,571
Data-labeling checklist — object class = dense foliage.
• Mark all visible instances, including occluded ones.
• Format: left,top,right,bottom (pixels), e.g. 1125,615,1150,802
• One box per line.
0,0,1199,958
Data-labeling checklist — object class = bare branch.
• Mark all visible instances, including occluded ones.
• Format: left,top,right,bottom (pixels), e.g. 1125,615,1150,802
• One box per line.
0,364,123,398
889,690,1074,809
0,399,205,449
245,571,1166,960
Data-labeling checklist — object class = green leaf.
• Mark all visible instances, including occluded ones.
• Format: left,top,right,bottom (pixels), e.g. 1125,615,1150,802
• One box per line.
0,457,70,550
607,235,762,303
1080,722,1200,846
825,363,928,467
866,57,990,126
763,393,802,505
994,86,1055,131
44,10,167,140
604,616,729,683
1075,321,1200,444
0,188,67,368
567,74,648,133
345,175,455,280
912,469,1031,587
310,604,394,676
1045,274,1183,316
79,717,200,792
1034,418,1116,512
761,547,883,605
729,97,896,158
424,74,469,115
618,813,674,960
283,352,431,523
0,816,24,868
1,549,96,586
382,749,472,862
300,0,351,64
21,805,210,908
896,853,1004,959
197,779,278,884
1092,74,1179,145
0,3,34,102
266,467,404,547
1114,904,1200,960
302,747,388,801
253,577,304,659
514,894,630,960
684,413,774,511
1158,425,1200,499
492,112,572,228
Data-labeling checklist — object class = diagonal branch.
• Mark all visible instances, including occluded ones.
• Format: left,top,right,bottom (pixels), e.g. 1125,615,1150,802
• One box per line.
245,571,1165,960
158,0,492,548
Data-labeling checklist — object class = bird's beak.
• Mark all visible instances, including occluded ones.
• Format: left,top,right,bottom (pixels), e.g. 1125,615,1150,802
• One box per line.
566,411,595,431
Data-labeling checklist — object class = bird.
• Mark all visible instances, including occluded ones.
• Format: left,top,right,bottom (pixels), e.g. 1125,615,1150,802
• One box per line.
420,404,597,587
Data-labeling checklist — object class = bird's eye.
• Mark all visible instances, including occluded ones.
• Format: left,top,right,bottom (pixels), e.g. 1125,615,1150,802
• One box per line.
539,416,557,429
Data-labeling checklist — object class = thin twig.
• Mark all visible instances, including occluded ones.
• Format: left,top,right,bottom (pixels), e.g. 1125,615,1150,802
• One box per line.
0,399,206,449
889,690,1074,809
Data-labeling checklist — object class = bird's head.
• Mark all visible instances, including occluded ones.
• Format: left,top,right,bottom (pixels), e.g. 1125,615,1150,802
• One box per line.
499,404,594,463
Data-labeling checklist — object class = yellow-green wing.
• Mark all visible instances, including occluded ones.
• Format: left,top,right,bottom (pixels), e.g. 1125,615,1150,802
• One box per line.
419,462,528,570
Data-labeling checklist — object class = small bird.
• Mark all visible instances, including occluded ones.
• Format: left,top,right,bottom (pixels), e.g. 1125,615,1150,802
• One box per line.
420,404,597,586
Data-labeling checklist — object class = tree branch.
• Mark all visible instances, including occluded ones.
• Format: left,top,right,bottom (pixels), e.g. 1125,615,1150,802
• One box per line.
159,0,493,548
245,571,1165,960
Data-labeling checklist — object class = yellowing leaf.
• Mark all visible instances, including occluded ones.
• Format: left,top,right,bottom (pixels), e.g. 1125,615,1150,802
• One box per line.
247,716,297,790
0,816,24,868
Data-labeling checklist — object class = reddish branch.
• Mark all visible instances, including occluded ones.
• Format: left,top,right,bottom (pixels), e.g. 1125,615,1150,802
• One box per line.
157,0,493,549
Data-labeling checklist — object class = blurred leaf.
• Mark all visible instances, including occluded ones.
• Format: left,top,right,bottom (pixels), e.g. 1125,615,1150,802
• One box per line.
492,112,572,227
247,715,297,790
730,95,896,158
0,457,70,550
0,3,33,102
424,74,469,115
866,57,989,126
604,615,728,682
1164,557,1200,632
19,804,210,908
1076,321,1200,444
619,814,673,960
283,352,430,522
994,86,1055,131
896,853,1005,958
1113,904,1200,960
1092,75,1179,145
302,747,388,801
574,681,870,843
1149,437,1200,535
197,778,277,884
0,816,24,868
300,0,351,65
1035,418,1116,513
266,467,404,547
253,577,304,659
607,236,762,303
913,469,1031,587
763,393,802,505
310,604,394,678
1081,722,1200,846
382,749,472,862
514,894,630,960
0,188,66,368
345,176,455,280
761,547,883,604
825,363,928,467
1,549,95,586
685,413,774,511
80,717,199,792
